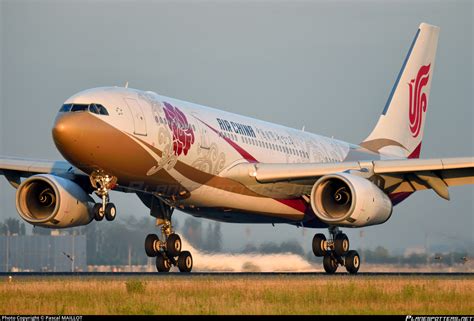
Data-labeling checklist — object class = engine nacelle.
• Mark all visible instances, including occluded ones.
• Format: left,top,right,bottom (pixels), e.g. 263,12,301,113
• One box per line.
16,174,94,228
310,172,393,227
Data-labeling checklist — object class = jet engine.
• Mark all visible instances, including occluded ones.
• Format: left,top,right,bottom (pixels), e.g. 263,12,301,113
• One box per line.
310,172,393,227
16,174,94,228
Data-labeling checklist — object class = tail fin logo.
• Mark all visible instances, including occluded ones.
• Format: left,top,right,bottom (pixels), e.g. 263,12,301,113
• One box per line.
408,64,431,137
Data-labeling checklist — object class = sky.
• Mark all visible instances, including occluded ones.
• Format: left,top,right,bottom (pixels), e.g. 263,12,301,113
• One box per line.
0,0,472,255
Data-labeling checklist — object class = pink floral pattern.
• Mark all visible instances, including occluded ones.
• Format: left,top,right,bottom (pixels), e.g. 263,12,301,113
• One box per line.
163,102,195,156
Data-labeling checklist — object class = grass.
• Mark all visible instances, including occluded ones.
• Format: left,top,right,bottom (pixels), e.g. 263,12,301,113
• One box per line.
0,275,472,315
125,280,146,294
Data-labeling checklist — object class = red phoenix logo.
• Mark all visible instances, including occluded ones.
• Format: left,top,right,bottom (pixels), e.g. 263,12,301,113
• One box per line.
163,102,195,156
408,64,431,138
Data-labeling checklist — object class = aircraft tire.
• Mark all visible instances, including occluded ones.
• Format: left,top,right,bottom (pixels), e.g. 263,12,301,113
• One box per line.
345,250,360,274
177,251,193,273
93,204,104,221
156,252,171,272
105,203,117,221
166,233,182,257
323,255,338,274
145,234,159,257
334,233,350,256
312,233,327,257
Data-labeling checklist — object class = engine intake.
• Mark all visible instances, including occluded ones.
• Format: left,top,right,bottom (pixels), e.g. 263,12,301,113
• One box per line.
16,174,94,228
311,173,393,227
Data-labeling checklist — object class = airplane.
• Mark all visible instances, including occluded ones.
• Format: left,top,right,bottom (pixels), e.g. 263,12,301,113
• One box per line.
0,22,473,274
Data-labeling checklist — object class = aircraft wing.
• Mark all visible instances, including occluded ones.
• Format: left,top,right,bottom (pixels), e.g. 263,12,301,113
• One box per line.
0,157,86,188
222,157,474,200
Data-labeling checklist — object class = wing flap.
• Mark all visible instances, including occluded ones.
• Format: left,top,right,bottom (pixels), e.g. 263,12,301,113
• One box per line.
439,168,474,187
225,157,473,183
373,157,473,174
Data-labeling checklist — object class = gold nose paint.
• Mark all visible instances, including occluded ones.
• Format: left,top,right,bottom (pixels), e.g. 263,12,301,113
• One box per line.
52,113,84,148
51,111,181,189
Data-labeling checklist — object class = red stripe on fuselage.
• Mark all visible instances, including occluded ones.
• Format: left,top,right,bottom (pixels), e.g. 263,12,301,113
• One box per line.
193,117,306,213
277,199,308,213
195,118,258,163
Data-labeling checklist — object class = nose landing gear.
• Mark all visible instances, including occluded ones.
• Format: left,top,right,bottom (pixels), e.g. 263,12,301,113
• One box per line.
90,171,117,222
312,227,360,274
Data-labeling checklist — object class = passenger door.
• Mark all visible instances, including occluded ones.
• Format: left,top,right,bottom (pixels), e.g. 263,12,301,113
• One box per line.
192,112,211,150
124,98,147,136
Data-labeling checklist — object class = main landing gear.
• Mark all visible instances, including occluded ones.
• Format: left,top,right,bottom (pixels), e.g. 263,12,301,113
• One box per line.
144,198,193,273
312,227,360,274
90,171,117,222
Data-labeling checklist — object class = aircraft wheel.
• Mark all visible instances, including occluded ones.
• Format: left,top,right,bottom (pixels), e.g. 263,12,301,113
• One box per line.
334,233,350,256
166,233,182,257
177,251,193,273
345,250,360,274
323,255,338,274
93,204,104,221
105,203,117,221
156,252,171,272
145,234,159,257
312,233,327,257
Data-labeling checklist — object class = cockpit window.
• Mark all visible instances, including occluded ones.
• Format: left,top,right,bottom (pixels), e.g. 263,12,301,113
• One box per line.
59,104,72,112
88,103,99,114
89,103,109,115
97,104,109,115
70,104,89,112
59,103,109,116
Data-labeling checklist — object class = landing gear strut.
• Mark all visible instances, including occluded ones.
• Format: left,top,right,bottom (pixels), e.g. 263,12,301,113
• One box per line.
144,197,193,273
312,227,360,274
90,171,117,221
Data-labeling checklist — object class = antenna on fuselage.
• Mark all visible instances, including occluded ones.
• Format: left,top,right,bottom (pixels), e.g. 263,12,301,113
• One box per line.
124,81,129,88
302,125,305,132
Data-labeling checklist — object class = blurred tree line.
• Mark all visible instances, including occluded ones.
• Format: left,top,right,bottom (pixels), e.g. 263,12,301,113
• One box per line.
0,217,470,267
0,216,221,265
304,245,469,267
79,216,223,265
0,218,26,235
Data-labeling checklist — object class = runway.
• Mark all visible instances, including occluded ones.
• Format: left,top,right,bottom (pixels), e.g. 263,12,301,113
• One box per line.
1,271,472,277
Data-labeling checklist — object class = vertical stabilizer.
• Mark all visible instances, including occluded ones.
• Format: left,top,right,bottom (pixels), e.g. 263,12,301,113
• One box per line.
361,23,439,159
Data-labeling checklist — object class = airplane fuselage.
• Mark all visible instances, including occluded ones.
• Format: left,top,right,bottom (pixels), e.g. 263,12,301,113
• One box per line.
52,87,388,227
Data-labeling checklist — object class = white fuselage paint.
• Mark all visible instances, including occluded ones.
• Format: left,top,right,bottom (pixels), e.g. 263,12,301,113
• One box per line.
63,87,383,224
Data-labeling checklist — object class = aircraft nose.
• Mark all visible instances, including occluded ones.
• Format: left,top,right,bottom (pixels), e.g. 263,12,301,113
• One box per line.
52,113,83,148
51,112,93,170
51,110,123,174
